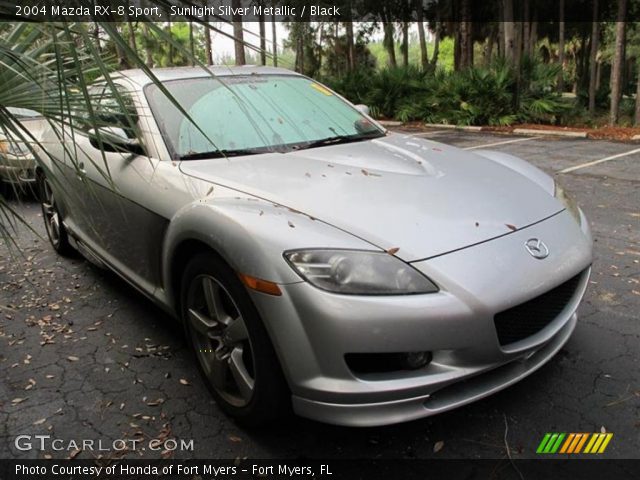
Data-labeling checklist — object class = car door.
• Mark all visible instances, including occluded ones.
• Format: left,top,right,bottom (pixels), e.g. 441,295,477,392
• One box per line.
69,82,172,292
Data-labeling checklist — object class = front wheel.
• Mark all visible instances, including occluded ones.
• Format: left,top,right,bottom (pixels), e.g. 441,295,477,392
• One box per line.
38,174,74,256
181,252,289,426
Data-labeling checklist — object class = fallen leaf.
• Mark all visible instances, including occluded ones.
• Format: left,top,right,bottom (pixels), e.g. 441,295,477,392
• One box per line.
433,441,444,453
68,448,81,459
33,418,46,425
179,378,190,386
386,247,400,255
288,221,295,228
12,398,27,404
229,435,242,443
67,356,79,362
600,426,607,433
505,224,517,231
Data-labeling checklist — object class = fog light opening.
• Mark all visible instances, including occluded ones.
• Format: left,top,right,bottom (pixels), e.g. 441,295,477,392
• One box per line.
401,351,433,370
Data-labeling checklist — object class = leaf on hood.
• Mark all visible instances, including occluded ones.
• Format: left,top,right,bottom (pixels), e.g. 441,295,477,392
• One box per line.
505,224,517,231
386,247,400,255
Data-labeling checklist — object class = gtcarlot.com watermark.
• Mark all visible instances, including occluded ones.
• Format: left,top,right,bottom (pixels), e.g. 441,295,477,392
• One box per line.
14,434,194,453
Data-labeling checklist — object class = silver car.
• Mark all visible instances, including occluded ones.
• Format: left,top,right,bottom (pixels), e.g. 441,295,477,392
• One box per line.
0,108,44,195
37,67,593,427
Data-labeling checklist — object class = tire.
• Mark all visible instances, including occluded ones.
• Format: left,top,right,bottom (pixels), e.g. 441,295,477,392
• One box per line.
38,173,74,256
181,252,289,426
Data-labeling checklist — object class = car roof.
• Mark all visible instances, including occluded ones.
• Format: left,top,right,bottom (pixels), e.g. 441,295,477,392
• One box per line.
111,65,302,89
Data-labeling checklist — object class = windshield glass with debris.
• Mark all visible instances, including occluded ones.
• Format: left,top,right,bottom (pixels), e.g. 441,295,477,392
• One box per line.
145,75,383,160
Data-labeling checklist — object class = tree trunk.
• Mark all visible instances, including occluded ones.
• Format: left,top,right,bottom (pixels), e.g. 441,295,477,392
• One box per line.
271,2,278,67
484,28,495,67
259,11,267,65
557,0,565,92
502,0,516,65
417,9,428,70
346,21,355,71
167,21,173,66
635,60,640,125
523,0,530,57
401,21,409,67
383,22,397,68
127,19,137,56
232,0,246,66
459,0,472,70
609,0,627,125
203,0,212,65
189,22,195,66
142,23,153,66
529,15,538,55
430,22,440,66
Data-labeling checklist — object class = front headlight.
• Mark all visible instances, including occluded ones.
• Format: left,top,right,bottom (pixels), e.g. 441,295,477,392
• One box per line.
284,249,438,295
554,181,581,225
0,139,30,156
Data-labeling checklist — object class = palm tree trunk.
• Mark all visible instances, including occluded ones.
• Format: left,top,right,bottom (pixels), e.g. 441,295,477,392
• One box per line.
346,21,355,71
258,12,266,66
430,22,440,66
459,0,472,69
557,0,565,92
417,8,428,70
400,22,409,67
189,22,195,66
523,1,530,57
502,0,516,65
609,0,627,125
635,60,640,125
588,1,599,113
232,0,246,65
383,22,397,68
203,0,213,65
127,19,137,56
167,21,173,66
271,2,278,67
142,23,153,66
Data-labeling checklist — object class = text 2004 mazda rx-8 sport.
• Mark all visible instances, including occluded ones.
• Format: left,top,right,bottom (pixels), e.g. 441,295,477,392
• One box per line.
37,66,592,427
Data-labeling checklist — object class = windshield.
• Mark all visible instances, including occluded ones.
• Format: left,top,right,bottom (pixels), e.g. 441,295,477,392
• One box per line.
145,75,384,159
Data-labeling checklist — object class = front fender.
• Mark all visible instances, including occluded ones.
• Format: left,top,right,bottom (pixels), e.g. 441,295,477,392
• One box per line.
162,195,377,308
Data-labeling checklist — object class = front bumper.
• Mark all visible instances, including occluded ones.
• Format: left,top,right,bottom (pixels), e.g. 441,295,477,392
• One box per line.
249,209,592,426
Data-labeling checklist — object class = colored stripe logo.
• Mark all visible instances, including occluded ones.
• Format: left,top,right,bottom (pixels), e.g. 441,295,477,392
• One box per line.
537,433,613,454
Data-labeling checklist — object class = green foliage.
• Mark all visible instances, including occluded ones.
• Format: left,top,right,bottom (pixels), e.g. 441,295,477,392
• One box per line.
326,57,572,126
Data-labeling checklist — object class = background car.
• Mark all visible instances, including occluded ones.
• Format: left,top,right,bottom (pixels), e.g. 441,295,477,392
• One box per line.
0,107,46,196
35,67,593,427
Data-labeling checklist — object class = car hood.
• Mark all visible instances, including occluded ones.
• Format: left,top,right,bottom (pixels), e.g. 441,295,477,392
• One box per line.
179,133,563,261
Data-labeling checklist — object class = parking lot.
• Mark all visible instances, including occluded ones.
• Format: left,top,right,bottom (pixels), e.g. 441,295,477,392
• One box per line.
0,129,638,460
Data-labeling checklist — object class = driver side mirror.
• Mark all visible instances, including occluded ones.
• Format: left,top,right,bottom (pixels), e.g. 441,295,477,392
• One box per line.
88,127,144,155
355,104,370,116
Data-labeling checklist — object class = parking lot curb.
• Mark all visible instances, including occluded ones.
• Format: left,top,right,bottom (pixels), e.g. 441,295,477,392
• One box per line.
513,128,588,138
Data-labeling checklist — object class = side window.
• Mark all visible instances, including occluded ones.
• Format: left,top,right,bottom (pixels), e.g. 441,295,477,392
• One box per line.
95,85,139,139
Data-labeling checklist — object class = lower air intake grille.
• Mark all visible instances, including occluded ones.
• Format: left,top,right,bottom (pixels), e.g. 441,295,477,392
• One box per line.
494,271,584,346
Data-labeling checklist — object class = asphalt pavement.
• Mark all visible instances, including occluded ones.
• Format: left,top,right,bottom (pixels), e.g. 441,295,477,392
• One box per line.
0,130,638,460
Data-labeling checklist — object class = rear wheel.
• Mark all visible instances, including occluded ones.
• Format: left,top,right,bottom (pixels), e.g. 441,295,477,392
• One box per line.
181,253,289,426
38,174,74,256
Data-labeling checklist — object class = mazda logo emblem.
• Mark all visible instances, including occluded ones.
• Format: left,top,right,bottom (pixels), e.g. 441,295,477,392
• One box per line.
525,238,549,259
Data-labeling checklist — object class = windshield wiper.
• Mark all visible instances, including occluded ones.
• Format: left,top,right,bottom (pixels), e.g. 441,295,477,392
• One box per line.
295,131,383,151
180,148,261,160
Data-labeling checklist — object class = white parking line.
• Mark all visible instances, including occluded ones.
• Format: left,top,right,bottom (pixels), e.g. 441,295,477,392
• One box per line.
463,136,542,150
558,147,640,174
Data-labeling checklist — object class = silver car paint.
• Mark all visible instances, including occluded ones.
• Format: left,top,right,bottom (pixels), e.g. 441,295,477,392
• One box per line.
36,66,593,426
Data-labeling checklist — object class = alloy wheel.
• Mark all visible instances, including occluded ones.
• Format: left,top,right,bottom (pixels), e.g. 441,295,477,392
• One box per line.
187,274,255,407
